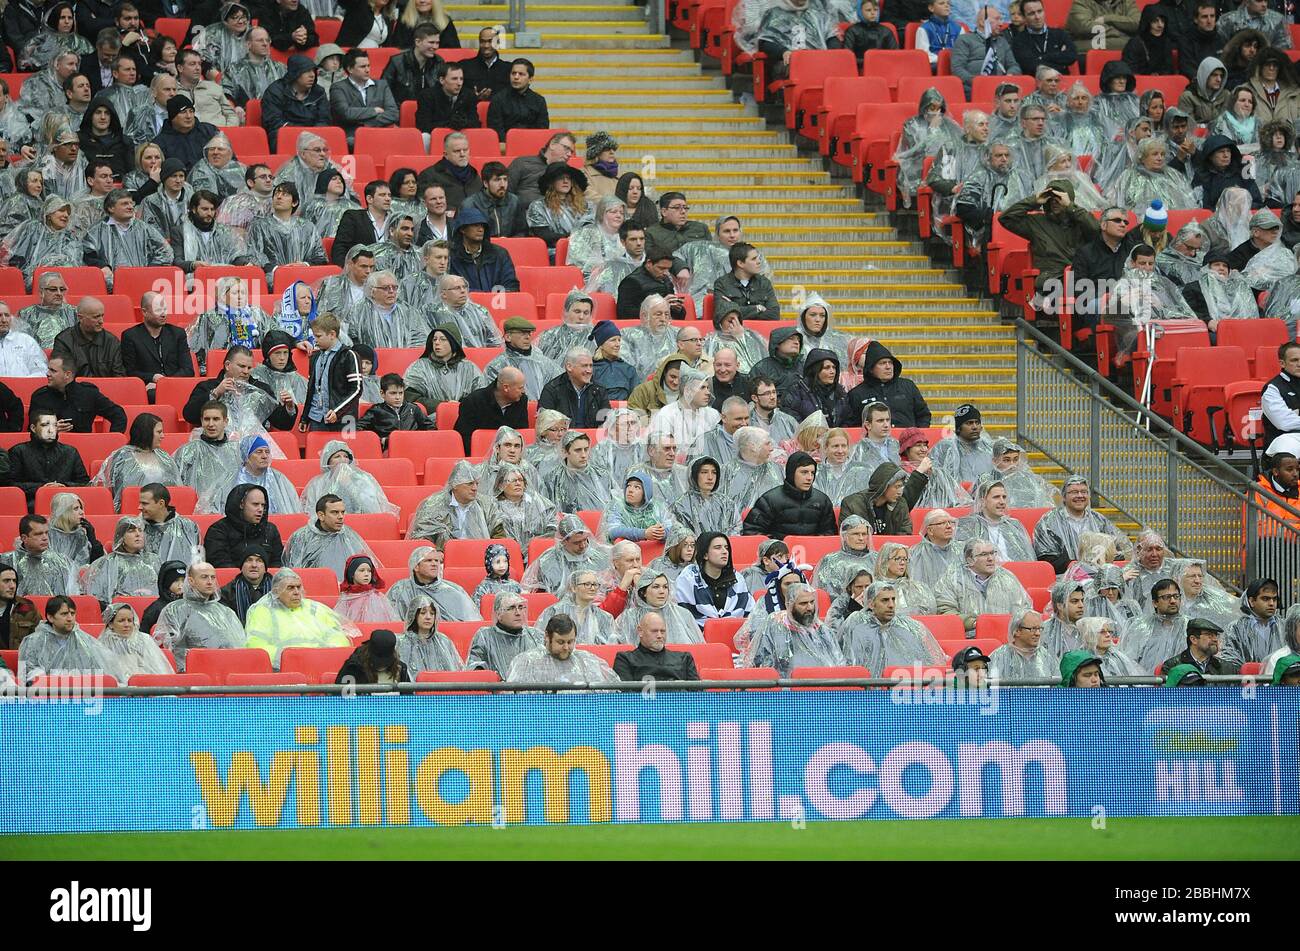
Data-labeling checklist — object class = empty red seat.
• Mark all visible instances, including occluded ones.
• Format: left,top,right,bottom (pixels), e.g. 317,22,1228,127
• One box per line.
185,647,273,682
703,617,743,648
701,666,779,687
974,614,1013,641
915,614,965,640
673,642,733,670
516,266,583,315
577,643,633,667
1170,346,1251,447
416,669,501,683
861,49,931,90
444,538,524,577
778,48,857,125
272,263,341,291
128,673,214,687
220,125,270,156
937,637,1001,659
388,431,469,470
1217,319,1288,379
278,646,354,683
790,665,871,689
471,290,536,320
368,539,434,571
495,236,553,268
80,377,148,406
355,126,426,158
783,535,841,566
505,128,569,154
34,485,115,515
896,75,967,107
1004,561,1054,589
226,672,310,687
111,266,183,303
1009,508,1052,541
30,673,118,690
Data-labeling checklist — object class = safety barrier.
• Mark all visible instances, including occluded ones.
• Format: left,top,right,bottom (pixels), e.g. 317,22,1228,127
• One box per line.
1016,320,1300,599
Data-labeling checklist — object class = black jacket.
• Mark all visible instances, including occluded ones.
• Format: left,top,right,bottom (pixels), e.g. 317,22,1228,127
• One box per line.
841,340,931,427
713,272,780,320
1160,647,1240,678
1193,134,1264,211
302,345,363,427
29,381,126,433
203,484,285,568
538,373,612,429
335,648,411,684
78,94,133,181
447,205,518,291
336,0,395,46
357,400,435,444
1010,27,1079,75
75,0,115,46
153,119,221,171
331,208,386,266
613,644,700,681
486,86,549,139
615,264,673,318
1122,6,1176,75
261,72,331,151
781,347,847,424
710,371,752,410
742,452,838,538
382,48,443,104
454,381,529,453
121,324,195,386
261,3,319,51
749,325,805,393
417,157,484,212
459,189,525,238
1177,26,1222,81
183,372,297,429
5,437,91,506
2,0,40,63
0,381,21,431
461,53,513,99
415,84,481,132
1226,237,1267,274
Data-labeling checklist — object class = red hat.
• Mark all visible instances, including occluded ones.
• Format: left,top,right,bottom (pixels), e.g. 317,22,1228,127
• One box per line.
896,427,928,456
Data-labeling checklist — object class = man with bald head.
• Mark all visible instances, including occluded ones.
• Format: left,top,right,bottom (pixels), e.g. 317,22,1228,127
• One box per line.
612,612,701,681
122,291,194,394
153,561,247,671
708,346,751,408
50,297,125,378
453,364,529,453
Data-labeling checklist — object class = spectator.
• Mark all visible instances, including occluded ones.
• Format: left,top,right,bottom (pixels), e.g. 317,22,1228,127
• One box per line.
245,567,353,670
782,349,846,426
671,532,750,632
988,609,1058,678
1226,208,1282,273
348,269,428,350
1220,578,1284,666
123,70,174,145
17,273,77,349
589,321,639,402
934,538,1032,631
387,546,477,622
261,55,331,152
447,204,518,291
282,494,370,578
462,25,512,100
409,459,502,545
383,23,443,104
1067,0,1139,55
135,484,197,568
957,479,1035,561
214,544,273,628
1262,342,1300,443
506,613,616,684
1122,3,1174,76
176,189,242,270
508,131,577,207
203,484,284,569
18,594,116,676
915,0,966,68
336,627,410,685
0,564,38,649
952,6,1019,95
707,344,754,406
152,95,218,171
1076,616,1144,678
29,355,126,434
1179,56,1229,124
183,347,298,431
80,516,159,604
1,192,83,287
299,313,362,433
629,431,691,500
264,0,319,53
313,43,345,96
1181,251,1259,329
1068,204,1137,329
842,580,945,672
0,301,47,377
840,340,931,428
6,412,89,509
429,275,500,350
811,515,875,595
743,451,837,538
331,178,390,266
419,132,483,211
460,161,524,238
1032,474,1131,571
1178,3,1222,83
464,591,543,676
329,49,398,147
745,582,846,674
482,318,561,402
336,0,399,46
487,58,548,139
454,365,529,453
1159,617,1235,678
398,325,474,415
910,508,964,586
646,191,710,253
538,347,611,429
582,130,621,204
612,612,700,680
596,539,642,616
525,163,588,249
1217,0,1290,50
81,188,170,282
1,514,76,596
841,461,928,535
1010,0,1077,77
1194,134,1264,211
713,241,779,320
1001,178,1099,300
226,27,284,104
1126,577,1189,669
415,61,478,131
843,0,899,62
616,248,676,320
397,596,463,677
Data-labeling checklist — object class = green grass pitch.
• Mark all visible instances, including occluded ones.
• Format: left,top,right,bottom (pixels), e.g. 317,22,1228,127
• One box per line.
2,816,1296,860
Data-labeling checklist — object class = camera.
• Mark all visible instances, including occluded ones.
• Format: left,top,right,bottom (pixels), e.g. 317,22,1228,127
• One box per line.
669,300,686,320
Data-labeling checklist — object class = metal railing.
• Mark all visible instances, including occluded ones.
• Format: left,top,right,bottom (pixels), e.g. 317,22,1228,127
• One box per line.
1015,320,1300,598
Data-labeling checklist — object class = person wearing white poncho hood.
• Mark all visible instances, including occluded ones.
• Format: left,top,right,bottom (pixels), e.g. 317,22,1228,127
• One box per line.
18,595,120,680
588,409,643,494
1084,564,1144,640
302,440,398,516
957,478,1035,562
1033,474,1133,572
543,431,610,514
1261,244,1300,336
566,200,627,283
283,493,376,580
536,569,616,644
488,464,558,554
721,426,784,511
812,515,876,597
100,602,172,679
628,431,691,501
648,368,719,458
1157,220,1207,287
371,213,422,284
410,459,503,545
398,595,464,676
987,609,1057,680
402,325,482,417
387,546,479,622
152,562,247,670
909,509,963,587
671,455,744,536
934,538,1032,632
1198,186,1251,259
742,582,845,675
617,569,704,645
537,290,597,363
842,581,944,673
80,517,159,604
974,438,1059,509
245,567,355,670
1110,138,1198,210
1076,616,1144,678
1181,250,1260,331
1237,216,1296,292
523,514,612,595
1040,579,1086,658
796,293,850,368
621,293,678,380
704,304,767,373
477,427,541,496
207,434,302,516
1109,242,1197,359
1172,559,1238,631
466,592,545,676
872,541,937,616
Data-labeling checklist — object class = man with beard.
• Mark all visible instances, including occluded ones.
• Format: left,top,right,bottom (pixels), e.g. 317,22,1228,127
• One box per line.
174,189,240,272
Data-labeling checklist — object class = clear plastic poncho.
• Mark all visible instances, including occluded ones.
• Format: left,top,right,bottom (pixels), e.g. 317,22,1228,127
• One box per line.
431,298,502,349
1083,565,1146,642
521,516,612,595
1194,265,1259,321
742,585,846,675
483,347,563,402
476,428,542,497
526,409,569,480
79,518,160,604
1171,559,1239,631
283,519,375,580
812,515,876,595
244,570,356,670
202,436,302,517
1109,264,1198,356
99,603,173,678
487,464,560,556
671,456,744,536
704,324,768,374
1123,610,1188,672
1242,236,1297,291
92,445,181,511
1,542,77,596
1040,579,1086,659
536,578,617,645
334,558,401,624
566,196,627,280
1033,497,1134,567
1261,244,1300,337
957,506,1035,563
599,470,675,544
506,645,618,685
872,541,938,616
143,512,202,566
621,313,678,381
48,495,94,567
931,432,995,483
978,439,1060,508
732,0,851,55
386,547,480,622
609,571,704,645
409,459,501,544
1156,226,1206,287
251,343,308,408
841,599,945,673
932,565,1032,620
210,378,287,452
589,409,644,494
0,199,83,281
1052,85,1109,162
988,629,1059,680
397,595,465,676
720,456,784,511
1109,154,1199,211
174,435,245,516
465,606,546,675
904,456,971,509
908,535,964,588
301,440,399,516
536,318,596,365
1092,116,1153,200
894,88,964,204
348,300,432,350
543,455,612,515
1201,187,1252,256
18,619,121,680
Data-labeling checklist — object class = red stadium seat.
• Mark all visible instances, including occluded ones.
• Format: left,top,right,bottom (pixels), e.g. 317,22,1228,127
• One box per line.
915,614,965,640
777,48,857,124
1042,0,1071,25
784,535,840,566
276,125,347,156
1217,319,1288,378
185,647,273,682
1009,507,1052,541
790,665,872,689
1028,587,1051,612
0,265,25,292
970,75,1035,101
226,672,310,688
495,236,551,268
505,128,570,154
434,402,460,431
368,539,432,572
896,75,967,107
0,486,27,514
81,377,148,406
870,533,920,550
355,126,427,158
34,485,115,515
471,290,536,320
220,125,270,156
32,266,107,295
813,76,892,156
305,430,382,459
415,669,501,685
1004,561,1055,589
577,643,633,667
440,621,483,660
938,637,1002,659
272,264,341,291
974,614,1013,642
153,16,190,43
703,617,743,648
277,647,353,683
701,666,779,687
1170,346,1250,448
112,266,184,303
516,266,583,314
861,49,931,91
445,539,524,577
314,18,341,44
1240,662,1262,676
673,642,733,669
423,457,461,489
545,291,616,322
129,673,213,687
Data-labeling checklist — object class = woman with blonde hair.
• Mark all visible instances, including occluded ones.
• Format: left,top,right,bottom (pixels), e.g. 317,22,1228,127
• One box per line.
526,163,590,249
392,0,460,47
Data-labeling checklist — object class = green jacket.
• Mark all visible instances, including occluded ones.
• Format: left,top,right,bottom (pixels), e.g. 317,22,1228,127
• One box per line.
645,219,711,254
999,191,1100,291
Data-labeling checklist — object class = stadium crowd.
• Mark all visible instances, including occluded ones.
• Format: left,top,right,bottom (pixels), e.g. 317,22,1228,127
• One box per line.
0,0,1298,691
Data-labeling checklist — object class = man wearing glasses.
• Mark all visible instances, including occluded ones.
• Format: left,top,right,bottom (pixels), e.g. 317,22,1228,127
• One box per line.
16,273,77,349
1127,578,1189,672
1070,204,1137,330
216,164,275,246
646,191,710,254
988,609,1057,680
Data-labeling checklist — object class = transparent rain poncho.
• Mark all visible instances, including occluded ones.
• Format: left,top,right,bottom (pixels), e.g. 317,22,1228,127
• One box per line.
670,456,744,537
48,494,96,567
210,378,289,455
1083,565,1146,641
201,435,302,517
932,564,1033,620
372,220,422,285
720,451,784,512
1261,243,1300,337
244,569,357,670
894,88,964,204
402,344,482,413
409,459,502,544
735,561,807,654
732,0,852,55
79,517,160,604
588,409,644,493
483,346,563,403
627,456,691,505
349,297,431,350
386,546,480,622
186,283,276,352
646,524,696,585
620,306,679,381
871,541,938,616
14,300,75,349
907,455,971,509
283,517,376,580
703,321,768,374
301,440,399,517
1201,187,1252,255
988,620,1059,680
908,533,964,588
536,574,617,645
1,541,77,596
506,644,618,685
811,515,877,596
475,426,541,496
1033,491,1134,567
1076,617,1146,678
143,511,202,567
1193,265,1259,321
956,495,1036,563
1052,84,1109,162
251,334,308,407
430,297,502,349
175,435,245,516
599,471,675,544
1241,236,1297,291
333,556,401,624
1040,579,1086,658
537,314,596,366
521,515,612,595
1031,147,1107,214
18,618,122,680
610,571,704,645
99,602,173,679
953,155,1034,252
1168,561,1237,631
396,595,465,676
92,444,181,511
487,464,560,556
0,197,83,282
841,591,945,672
543,432,615,513
646,369,719,458
1109,151,1198,211
742,584,846,675
465,596,546,675
527,409,570,481
1123,610,1189,672
1092,116,1153,200
1156,222,1207,286
977,438,1060,508
1109,264,1198,357
814,442,870,508
154,575,249,664
565,197,628,281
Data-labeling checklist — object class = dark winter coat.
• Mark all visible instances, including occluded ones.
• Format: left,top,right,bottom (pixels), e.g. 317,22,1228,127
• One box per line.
5,437,90,506
781,347,848,424
840,340,932,427
839,462,928,535
447,204,519,292
742,451,838,538
202,483,285,569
